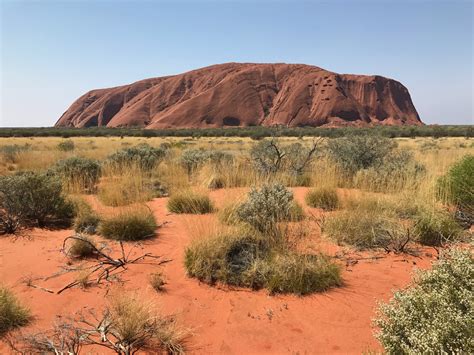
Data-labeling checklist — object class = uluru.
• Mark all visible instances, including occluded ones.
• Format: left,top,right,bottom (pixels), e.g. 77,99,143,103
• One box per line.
55,63,422,129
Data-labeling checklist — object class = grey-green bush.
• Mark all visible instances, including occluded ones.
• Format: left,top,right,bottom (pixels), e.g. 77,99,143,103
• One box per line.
0,172,74,232
107,143,166,171
51,156,101,192
413,208,463,246
236,183,294,233
375,248,473,354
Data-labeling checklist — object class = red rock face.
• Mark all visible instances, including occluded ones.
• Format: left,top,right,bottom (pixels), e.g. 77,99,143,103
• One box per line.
55,63,422,128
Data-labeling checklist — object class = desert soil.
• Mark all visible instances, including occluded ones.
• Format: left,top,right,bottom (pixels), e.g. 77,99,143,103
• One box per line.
0,188,435,354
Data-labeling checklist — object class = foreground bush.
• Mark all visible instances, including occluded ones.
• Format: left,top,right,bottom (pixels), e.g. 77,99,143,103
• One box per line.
0,286,31,335
51,156,101,192
305,187,339,210
99,208,157,241
0,172,74,232
107,143,166,171
167,192,214,214
375,248,473,354
413,208,463,246
184,227,341,295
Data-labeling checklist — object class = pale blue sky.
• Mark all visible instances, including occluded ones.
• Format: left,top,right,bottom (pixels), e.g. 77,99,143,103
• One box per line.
1,0,472,127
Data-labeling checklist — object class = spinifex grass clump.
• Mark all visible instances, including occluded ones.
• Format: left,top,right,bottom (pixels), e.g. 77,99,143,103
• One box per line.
185,184,340,295
0,285,31,335
305,186,339,210
66,235,97,258
51,156,101,193
0,171,74,233
99,207,157,241
167,192,214,214
375,248,473,354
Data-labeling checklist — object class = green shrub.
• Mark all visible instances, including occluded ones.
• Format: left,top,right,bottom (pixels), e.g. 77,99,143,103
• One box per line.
375,248,473,354
0,172,74,232
305,187,339,210
107,144,166,171
438,154,473,221
236,184,294,233
51,156,101,192
57,139,75,152
167,192,214,214
99,209,157,241
0,285,31,335
413,208,463,246
326,135,396,175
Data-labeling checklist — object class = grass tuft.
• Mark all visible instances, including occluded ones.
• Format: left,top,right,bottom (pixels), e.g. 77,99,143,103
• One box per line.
167,192,214,214
0,285,31,335
305,187,339,210
99,208,157,241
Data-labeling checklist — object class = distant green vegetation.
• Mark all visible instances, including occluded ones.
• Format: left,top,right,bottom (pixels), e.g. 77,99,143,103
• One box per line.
0,125,472,138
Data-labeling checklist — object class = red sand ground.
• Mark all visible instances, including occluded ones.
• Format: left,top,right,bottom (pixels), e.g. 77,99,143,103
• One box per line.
0,188,436,354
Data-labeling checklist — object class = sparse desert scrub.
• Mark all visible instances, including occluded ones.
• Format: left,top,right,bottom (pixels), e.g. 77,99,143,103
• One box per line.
374,248,473,354
0,285,31,335
0,144,30,164
98,207,157,241
9,293,187,354
51,156,101,193
305,186,339,210
167,191,214,214
0,171,74,232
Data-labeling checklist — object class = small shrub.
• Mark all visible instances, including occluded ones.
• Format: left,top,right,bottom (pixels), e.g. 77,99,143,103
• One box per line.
305,187,339,210
71,198,100,234
51,156,101,192
99,208,157,241
0,285,31,335
0,172,74,231
107,144,166,171
413,208,463,246
326,135,396,175
237,183,294,233
375,248,473,354
149,272,166,292
57,139,75,152
167,192,214,214
180,149,209,175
